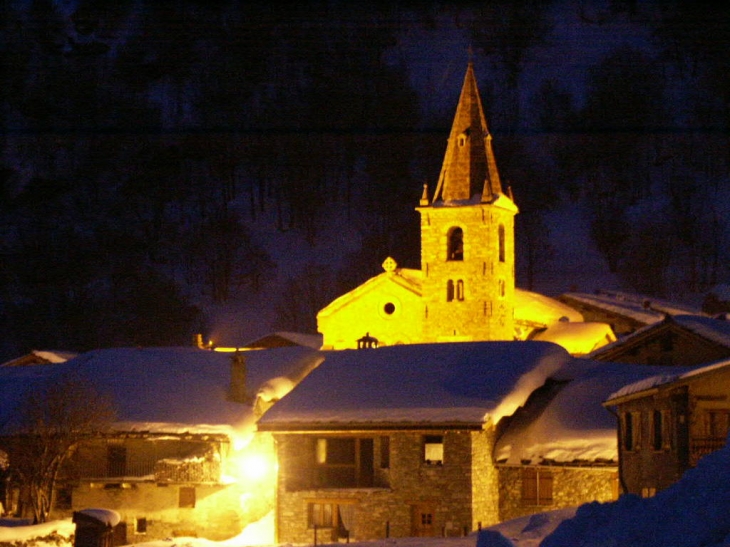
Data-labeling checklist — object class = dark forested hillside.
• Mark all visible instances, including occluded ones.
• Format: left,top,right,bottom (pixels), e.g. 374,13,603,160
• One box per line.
1,0,728,359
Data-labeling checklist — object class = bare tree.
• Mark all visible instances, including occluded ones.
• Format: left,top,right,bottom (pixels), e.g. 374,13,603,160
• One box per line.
3,375,116,523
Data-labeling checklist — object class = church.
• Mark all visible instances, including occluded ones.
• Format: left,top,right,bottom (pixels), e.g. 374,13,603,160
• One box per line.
317,62,615,354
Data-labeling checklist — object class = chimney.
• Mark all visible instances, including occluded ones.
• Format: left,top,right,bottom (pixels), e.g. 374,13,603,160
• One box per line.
194,333,204,349
228,350,249,403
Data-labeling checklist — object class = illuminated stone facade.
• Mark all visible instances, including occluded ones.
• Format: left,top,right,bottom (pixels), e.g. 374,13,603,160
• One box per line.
273,429,499,543
318,63,518,349
497,465,618,523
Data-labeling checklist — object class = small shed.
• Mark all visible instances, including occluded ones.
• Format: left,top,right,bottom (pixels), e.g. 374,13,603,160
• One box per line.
73,508,122,547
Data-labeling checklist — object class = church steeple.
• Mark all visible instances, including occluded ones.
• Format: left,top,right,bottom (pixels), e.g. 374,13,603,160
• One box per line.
417,62,517,343
430,62,503,204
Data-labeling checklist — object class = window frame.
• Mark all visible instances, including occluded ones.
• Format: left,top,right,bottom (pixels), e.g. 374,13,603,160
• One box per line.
447,227,464,261
623,411,641,452
308,501,338,529
498,224,506,263
423,435,444,466
521,467,553,506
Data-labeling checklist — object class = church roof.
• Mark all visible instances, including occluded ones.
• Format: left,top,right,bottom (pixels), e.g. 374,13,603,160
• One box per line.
317,267,422,318
429,62,507,205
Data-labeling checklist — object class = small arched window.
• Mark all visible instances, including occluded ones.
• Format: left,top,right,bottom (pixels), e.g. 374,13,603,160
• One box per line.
456,280,464,301
498,224,506,263
446,280,455,302
448,227,464,261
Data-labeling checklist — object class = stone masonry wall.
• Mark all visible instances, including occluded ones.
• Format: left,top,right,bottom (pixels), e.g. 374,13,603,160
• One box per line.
470,428,500,529
275,430,479,543
419,204,515,343
498,465,618,522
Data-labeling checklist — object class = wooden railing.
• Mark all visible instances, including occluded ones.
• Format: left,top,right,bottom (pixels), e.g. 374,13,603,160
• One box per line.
689,437,726,467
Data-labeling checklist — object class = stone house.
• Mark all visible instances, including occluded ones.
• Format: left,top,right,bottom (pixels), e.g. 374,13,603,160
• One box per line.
0,345,320,543
256,340,668,543
589,314,730,366
603,357,730,497
316,62,613,356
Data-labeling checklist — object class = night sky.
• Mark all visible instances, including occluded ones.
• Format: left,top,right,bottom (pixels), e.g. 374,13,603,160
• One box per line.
1,0,728,357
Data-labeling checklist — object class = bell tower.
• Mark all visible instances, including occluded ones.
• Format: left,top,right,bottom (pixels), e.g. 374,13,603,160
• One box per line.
416,62,518,342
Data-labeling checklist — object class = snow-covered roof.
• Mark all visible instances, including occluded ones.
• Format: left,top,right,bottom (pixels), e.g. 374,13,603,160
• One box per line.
76,508,121,526
241,331,323,350
257,341,575,429
562,290,702,327
514,289,583,325
496,361,677,464
672,314,730,347
0,346,320,436
530,322,616,356
605,357,730,404
588,314,730,360
0,350,77,367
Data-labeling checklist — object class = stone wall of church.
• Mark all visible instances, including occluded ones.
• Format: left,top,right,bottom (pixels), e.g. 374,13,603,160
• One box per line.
317,272,424,350
419,203,515,343
497,464,619,523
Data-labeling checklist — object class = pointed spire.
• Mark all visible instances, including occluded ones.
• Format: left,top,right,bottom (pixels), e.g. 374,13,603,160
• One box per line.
430,62,503,204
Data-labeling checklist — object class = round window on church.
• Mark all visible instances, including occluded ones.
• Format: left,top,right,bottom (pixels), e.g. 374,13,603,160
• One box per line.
383,302,396,315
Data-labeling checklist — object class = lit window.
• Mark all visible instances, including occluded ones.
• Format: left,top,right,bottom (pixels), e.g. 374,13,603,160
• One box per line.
447,227,464,261
423,435,443,465
521,468,553,506
456,280,464,301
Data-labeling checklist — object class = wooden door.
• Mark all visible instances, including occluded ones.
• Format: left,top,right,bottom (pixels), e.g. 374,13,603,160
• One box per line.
411,503,436,537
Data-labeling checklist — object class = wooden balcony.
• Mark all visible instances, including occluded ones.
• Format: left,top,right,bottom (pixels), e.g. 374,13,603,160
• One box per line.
690,437,726,467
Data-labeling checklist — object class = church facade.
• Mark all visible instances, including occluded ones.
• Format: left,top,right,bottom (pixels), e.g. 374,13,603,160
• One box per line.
317,63,573,350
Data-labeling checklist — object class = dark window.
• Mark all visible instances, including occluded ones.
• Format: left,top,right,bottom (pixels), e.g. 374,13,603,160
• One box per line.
380,436,390,469
179,486,195,508
448,227,464,261
623,412,640,451
55,487,72,510
498,225,506,262
521,468,553,505
383,302,396,315
315,437,374,488
135,518,147,534
447,280,455,302
423,435,444,465
652,410,664,451
107,445,127,477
